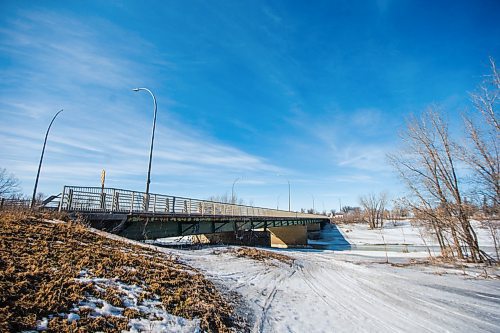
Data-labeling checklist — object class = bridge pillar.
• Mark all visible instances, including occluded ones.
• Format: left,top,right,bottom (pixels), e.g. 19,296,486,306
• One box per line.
307,223,321,240
268,225,308,248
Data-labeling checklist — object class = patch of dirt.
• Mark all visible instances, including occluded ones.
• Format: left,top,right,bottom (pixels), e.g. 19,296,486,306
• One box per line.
215,246,295,266
0,210,241,332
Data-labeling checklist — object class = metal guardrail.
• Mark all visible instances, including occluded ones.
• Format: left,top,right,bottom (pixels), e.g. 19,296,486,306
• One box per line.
0,196,61,210
0,198,31,210
58,186,326,219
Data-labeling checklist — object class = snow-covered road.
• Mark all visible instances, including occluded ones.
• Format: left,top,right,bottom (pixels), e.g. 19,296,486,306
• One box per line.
169,247,500,333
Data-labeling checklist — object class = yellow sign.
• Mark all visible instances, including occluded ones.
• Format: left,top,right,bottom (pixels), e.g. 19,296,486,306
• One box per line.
101,169,106,187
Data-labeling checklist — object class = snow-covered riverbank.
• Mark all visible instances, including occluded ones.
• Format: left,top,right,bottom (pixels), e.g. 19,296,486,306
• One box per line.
148,221,500,332
328,220,498,259
163,246,499,333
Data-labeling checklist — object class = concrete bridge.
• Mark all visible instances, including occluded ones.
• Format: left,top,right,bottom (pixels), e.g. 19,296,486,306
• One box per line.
57,186,329,247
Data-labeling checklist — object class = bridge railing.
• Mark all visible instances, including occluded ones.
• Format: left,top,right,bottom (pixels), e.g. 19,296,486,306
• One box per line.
58,185,325,219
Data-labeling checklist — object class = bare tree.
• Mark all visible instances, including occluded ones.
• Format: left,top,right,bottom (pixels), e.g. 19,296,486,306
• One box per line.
207,192,244,205
391,198,410,220
388,109,487,262
0,168,21,198
359,192,387,229
341,206,358,214
460,58,499,216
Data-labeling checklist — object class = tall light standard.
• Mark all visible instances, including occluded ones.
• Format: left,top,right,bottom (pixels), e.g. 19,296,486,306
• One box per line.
31,109,63,208
133,87,157,211
287,179,291,212
231,177,240,204
311,194,315,213
277,174,291,211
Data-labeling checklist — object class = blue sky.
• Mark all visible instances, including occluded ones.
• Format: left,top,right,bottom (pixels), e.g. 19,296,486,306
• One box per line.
0,0,499,211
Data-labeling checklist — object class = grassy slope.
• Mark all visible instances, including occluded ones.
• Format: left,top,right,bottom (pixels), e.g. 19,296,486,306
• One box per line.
0,210,237,332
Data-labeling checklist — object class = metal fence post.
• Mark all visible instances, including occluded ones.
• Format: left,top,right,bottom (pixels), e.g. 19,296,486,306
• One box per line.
100,192,106,211
111,190,120,211
68,189,74,210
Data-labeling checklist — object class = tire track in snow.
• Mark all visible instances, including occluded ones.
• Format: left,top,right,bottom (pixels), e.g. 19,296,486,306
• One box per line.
297,254,437,332
253,263,296,333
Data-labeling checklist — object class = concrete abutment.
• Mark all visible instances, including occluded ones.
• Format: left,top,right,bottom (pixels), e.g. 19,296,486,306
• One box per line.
203,224,318,248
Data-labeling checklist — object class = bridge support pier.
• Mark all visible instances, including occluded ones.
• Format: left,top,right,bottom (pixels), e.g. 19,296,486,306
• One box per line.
203,225,313,248
307,223,321,240
269,225,308,248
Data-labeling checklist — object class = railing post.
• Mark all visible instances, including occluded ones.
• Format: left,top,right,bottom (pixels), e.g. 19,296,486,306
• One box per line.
130,192,135,213
100,192,106,211
58,186,66,212
172,197,176,214
68,189,74,210
165,198,170,213
108,190,113,212
153,194,157,213
142,193,148,212
112,190,120,212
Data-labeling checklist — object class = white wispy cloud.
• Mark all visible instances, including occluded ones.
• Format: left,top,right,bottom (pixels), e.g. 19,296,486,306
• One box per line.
0,9,283,198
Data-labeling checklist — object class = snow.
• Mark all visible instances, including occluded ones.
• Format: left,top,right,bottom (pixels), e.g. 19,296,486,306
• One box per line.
66,313,80,322
334,220,498,258
149,235,208,246
36,317,48,330
165,246,500,333
339,220,435,246
128,316,200,333
72,270,200,332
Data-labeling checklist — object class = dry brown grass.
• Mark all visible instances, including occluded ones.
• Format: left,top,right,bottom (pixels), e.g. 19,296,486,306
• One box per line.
216,246,294,266
0,210,237,332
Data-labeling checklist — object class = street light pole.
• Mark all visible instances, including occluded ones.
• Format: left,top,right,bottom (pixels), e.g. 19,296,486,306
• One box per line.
133,87,157,211
231,177,240,204
277,174,291,212
287,179,291,212
31,109,63,208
